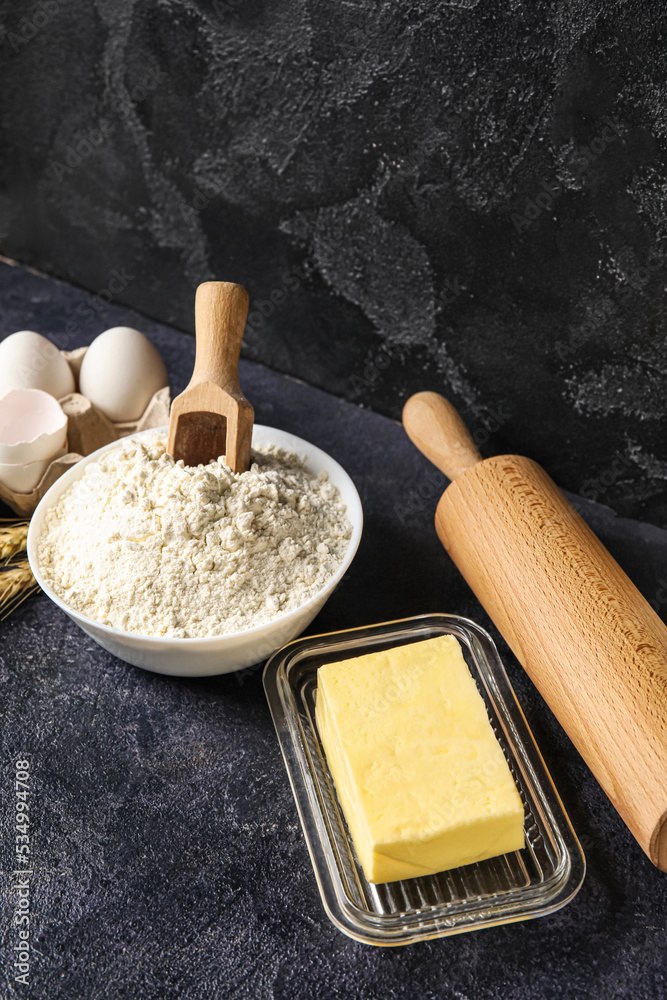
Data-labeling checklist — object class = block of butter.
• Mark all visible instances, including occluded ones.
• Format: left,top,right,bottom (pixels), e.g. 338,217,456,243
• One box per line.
316,634,525,883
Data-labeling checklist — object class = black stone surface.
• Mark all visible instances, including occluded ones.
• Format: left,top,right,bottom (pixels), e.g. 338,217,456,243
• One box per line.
0,262,666,999
2,1,667,527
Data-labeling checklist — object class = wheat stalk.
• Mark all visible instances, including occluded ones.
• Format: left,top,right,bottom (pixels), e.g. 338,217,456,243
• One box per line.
0,520,29,563
0,519,38,621
0,560,38,621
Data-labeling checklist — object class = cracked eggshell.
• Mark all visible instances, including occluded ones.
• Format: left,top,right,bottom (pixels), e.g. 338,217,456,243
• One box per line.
79,326,169,422
0,388,68,464
0,330,76,400
0,446,67,494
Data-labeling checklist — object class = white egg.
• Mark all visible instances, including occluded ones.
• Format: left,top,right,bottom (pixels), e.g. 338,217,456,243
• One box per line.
79,327,169,423
0,331,75,400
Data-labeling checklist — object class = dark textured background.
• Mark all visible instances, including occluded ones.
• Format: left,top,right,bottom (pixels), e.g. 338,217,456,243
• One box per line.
1,0,667,525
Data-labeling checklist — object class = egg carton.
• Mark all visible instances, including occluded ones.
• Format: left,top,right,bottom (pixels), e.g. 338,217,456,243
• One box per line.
0,346,171,518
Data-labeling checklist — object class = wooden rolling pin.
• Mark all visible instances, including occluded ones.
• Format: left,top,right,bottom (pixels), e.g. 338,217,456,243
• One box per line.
403,391,667,871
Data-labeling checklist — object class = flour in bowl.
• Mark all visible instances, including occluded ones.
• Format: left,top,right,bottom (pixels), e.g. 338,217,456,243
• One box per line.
38,435,353,638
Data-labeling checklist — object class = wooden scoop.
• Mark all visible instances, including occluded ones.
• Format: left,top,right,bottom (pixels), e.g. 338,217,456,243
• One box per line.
403,390,667,870
167,281,253,472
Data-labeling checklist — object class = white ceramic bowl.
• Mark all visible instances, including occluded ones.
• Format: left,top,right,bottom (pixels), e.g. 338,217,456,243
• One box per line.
27,425,363,677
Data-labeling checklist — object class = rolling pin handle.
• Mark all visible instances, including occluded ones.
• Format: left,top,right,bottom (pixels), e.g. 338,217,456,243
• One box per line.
402,392,483,480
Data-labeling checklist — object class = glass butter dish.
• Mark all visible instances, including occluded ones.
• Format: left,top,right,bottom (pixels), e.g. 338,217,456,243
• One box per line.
263,614,585,947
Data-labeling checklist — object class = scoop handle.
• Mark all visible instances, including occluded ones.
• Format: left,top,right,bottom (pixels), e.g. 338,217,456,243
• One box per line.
402,392,483,480
191,281,249,393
